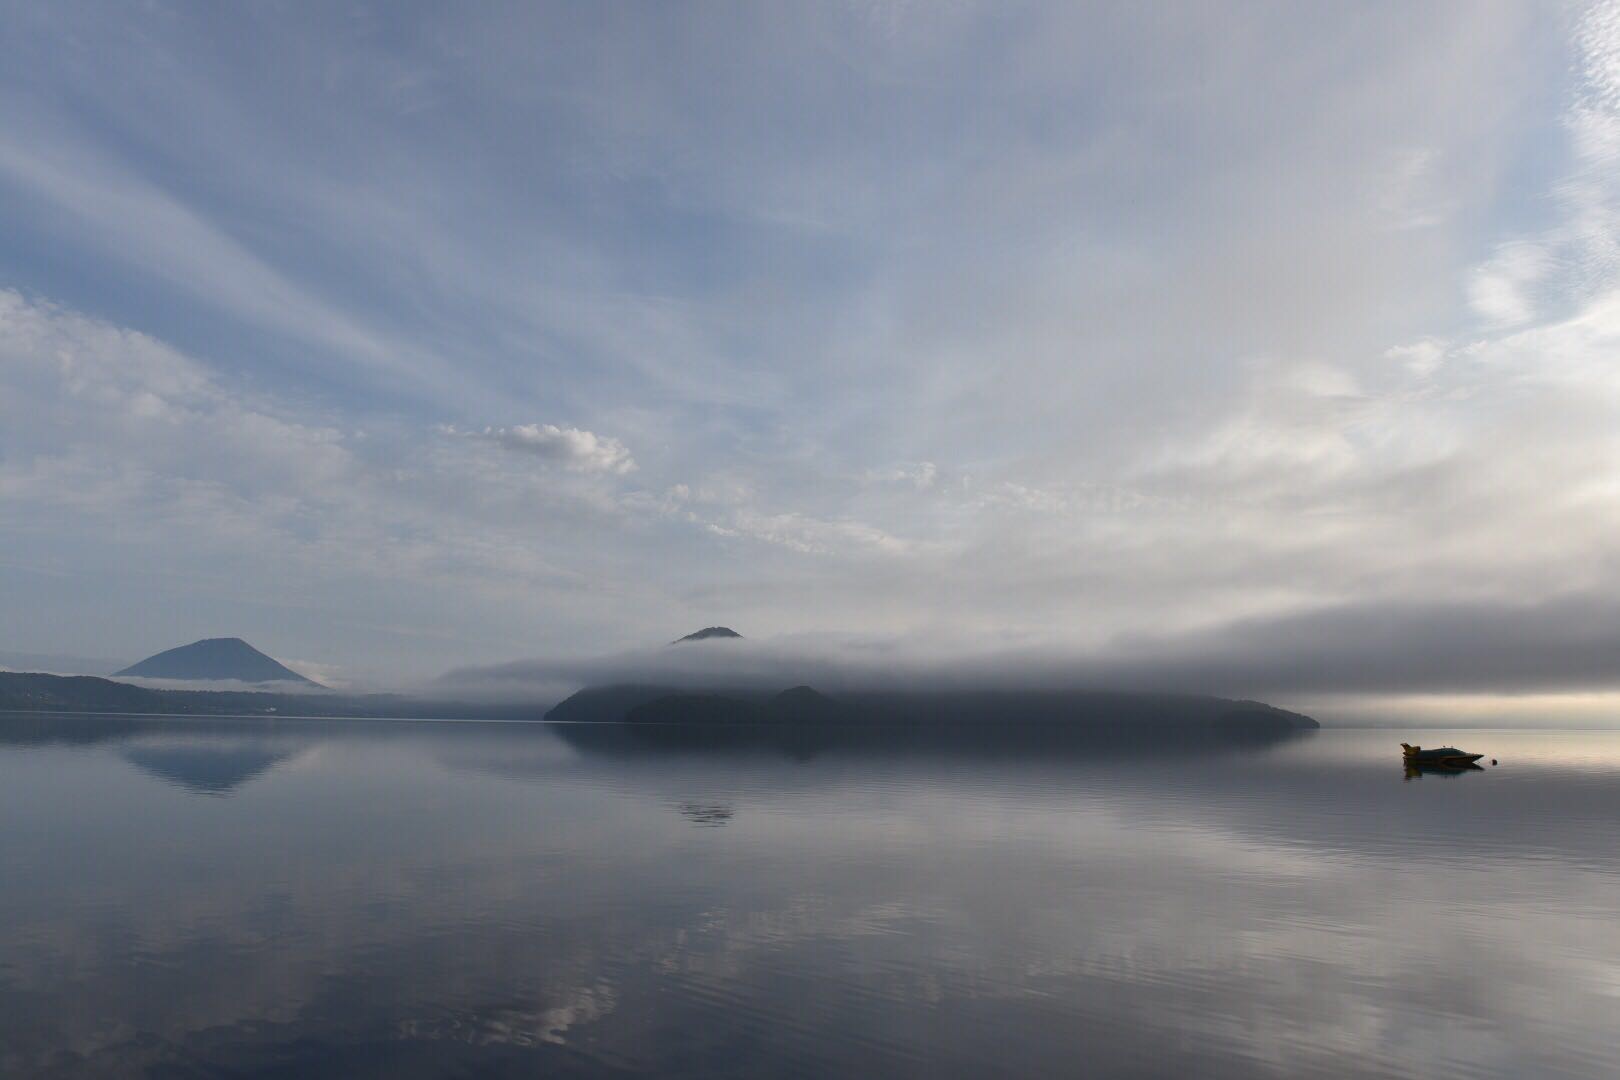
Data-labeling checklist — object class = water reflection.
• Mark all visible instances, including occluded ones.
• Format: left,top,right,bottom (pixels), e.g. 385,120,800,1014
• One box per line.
550,714,1311,762
1404,760,1486,780
675,799,736,826
0,715,323,794
0,717,1617,1078
120,737,308,795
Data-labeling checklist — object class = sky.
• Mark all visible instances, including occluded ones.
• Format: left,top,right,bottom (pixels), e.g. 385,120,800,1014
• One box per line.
4,1,1620,715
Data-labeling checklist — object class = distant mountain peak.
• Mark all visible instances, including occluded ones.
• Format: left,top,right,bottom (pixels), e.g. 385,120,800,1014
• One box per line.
671,626,742,644
115,638,321,686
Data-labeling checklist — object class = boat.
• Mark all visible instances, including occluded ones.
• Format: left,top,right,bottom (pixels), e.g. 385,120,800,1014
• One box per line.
1401,743,1484,766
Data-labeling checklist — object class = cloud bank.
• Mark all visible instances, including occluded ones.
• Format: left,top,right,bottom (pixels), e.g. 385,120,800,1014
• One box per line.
437,591,1620,710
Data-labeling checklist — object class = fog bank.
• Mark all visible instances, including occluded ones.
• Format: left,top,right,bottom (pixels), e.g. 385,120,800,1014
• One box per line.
435,594,1620,721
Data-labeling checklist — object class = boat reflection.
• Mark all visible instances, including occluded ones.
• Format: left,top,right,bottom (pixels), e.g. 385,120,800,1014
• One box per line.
1404,760,1486,780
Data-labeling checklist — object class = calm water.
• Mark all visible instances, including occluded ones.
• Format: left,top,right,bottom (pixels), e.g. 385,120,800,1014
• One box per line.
3,717,1619,1078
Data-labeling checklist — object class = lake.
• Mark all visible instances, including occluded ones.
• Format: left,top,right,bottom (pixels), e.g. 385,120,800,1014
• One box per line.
2,717,1618,1078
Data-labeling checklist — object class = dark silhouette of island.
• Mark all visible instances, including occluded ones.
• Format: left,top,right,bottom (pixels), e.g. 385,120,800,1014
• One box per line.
548,683,1315,734
0,670,586,720
621,686,848,725
552,697,1315,762
671,626,742,643
0,670,574,720
628,693,768,724
0,671,333,715
116,637,321,685
769,685,845,723
549,628,1315,733
0,673,161,713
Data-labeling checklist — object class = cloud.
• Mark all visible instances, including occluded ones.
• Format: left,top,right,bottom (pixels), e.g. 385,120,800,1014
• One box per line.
1383,338,1446,377
721,509,912,556
1468,243,1550,327
458,424,637,474
1096,593,1620,698
277,659,351,690
112,676,332,695
870,462,938,490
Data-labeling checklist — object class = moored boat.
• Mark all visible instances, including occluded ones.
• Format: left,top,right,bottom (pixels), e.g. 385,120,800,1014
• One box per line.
1401,743,1484,766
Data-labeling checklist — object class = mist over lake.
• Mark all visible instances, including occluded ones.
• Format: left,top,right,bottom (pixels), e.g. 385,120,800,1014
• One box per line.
3,717,1617,1079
